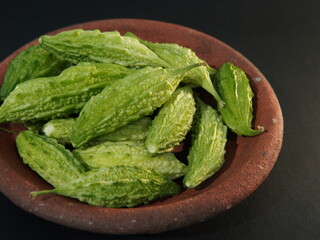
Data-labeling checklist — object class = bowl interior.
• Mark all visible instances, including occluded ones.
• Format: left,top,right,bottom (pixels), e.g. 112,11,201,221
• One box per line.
0,19,283,234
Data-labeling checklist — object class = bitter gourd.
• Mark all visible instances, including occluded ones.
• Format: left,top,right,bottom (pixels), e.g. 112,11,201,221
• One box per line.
42,117,152,146
71,63,201,148
16,130,85,187
125,32,223,107
31,166,181,208
0,62,135,123
39,29,169,68
145,86,196,154
0,45,70,100
213,62,264,136
183,97,227,188
72,141,187,180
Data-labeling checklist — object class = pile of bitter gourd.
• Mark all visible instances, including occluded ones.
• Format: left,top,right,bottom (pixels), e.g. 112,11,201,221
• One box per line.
0,29,264,208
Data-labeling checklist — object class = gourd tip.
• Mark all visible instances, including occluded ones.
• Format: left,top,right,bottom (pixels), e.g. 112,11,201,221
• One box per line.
145,144,158,155
30,189,53,199
30,191,39,199
257,125,265,133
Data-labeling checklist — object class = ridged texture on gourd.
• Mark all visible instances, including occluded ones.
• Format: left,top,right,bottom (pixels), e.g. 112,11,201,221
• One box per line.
42,117,152,146
0,45,70,100
73,141,187,180
70,64,200,148
125,32,223,107
31,166,181,208
39,29,169,68
183,98,227,188
16,130,85,187
0,62,135,123
214,62,264,136
145,86,196,154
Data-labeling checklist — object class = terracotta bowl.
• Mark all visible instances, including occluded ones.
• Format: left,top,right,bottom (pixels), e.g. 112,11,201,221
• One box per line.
0,19,283,234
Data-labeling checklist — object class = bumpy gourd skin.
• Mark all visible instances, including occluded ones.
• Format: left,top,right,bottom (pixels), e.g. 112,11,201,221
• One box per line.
39,29,169,68
183,98,227,188
145,86,196,154
16,130,85,187
0,62,135,123
73,141,187,180
0,45,70,100
125,32,223,107
214,62,264,136
71,64,200,148
31,166,181,208
42,117,152,146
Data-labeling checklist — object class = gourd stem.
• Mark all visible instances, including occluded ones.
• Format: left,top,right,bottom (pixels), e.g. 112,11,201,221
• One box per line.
30,190,54,198
0,127,18,134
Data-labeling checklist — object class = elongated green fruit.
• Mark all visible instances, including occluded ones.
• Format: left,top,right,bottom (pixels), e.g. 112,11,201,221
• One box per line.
0,62,135,123
31,166,181,208
213,62,264,136
42,117,152,146
71,64,201,148
16,130,85,187
40,29,169,68
0,45,70,100
183,98,227,188
125,32,223,107
145,86,196,154
73,141,187,180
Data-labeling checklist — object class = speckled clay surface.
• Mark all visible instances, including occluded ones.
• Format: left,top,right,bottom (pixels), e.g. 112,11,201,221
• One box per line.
0,19,283,234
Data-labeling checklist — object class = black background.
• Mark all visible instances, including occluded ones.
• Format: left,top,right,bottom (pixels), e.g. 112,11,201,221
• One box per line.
1,0,320,239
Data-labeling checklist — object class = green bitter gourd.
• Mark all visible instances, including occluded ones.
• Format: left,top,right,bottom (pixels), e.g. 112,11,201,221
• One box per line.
213,62,264,136
73,141,187,180
31,166,181,208
16,130,85,187
42,117,152,146
0,45,70,100
183,97,227,188
145,86,196,154
0,62,135,123
39,29,170,67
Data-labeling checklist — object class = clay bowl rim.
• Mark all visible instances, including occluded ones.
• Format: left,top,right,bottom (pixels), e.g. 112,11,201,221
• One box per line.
0,19,283,235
